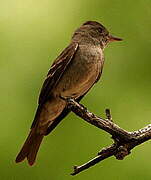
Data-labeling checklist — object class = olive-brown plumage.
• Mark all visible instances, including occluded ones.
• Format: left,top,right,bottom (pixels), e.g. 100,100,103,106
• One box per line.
16,21,122,165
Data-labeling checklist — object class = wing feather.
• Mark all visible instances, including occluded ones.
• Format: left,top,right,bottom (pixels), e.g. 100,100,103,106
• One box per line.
38,42,78,105
31,42,79,129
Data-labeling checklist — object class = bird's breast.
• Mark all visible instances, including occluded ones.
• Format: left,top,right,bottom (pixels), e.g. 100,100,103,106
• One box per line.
54,45,104,98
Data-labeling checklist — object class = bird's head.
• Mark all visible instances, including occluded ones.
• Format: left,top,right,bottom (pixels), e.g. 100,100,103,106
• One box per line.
72,21,122,48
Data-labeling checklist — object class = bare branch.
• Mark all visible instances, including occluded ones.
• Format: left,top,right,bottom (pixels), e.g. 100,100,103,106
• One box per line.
64,98,151,175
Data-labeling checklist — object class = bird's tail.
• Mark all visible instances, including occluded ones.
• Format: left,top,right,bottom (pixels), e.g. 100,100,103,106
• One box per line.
15,128,44,166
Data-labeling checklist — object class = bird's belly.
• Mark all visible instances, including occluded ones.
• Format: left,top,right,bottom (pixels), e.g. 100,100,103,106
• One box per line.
54,45,103,98
60,68,98,98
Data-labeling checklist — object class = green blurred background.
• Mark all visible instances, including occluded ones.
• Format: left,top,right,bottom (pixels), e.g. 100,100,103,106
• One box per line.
0,0,151,179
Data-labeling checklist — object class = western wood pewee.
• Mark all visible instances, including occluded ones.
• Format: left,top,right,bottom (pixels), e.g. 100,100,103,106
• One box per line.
16,21,122,165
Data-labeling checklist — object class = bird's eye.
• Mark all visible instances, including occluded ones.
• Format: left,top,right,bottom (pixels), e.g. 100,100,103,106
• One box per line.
106,32,109,36
98,28,103,33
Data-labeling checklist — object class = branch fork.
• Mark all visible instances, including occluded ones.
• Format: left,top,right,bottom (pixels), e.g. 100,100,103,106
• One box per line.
63,98,151,175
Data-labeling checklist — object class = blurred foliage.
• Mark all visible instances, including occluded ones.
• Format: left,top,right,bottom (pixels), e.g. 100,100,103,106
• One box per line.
0,0,151,179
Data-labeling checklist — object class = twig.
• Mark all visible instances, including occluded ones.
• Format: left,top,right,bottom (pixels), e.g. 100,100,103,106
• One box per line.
105,108,112,121
64,98,151,175
71,144,116,175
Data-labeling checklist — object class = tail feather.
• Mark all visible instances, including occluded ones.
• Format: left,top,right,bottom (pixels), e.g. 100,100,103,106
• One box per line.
16,129,44,165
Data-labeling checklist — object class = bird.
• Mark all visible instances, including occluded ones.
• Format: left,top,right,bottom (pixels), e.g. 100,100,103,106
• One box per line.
15,21,122,166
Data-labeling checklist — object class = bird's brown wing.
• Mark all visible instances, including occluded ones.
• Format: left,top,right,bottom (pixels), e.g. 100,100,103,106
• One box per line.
39,42,79,105
31,42,79,129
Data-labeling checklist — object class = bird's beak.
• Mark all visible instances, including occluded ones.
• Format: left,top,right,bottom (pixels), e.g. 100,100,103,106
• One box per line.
108,35,123,42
